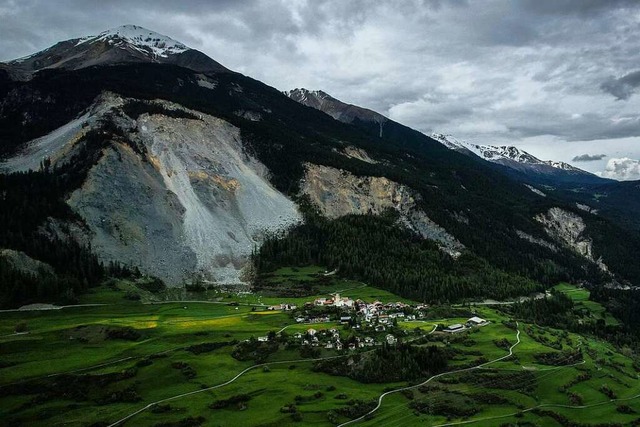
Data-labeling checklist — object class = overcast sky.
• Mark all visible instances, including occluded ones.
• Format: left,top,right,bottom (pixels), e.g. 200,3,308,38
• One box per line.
2,0,640,180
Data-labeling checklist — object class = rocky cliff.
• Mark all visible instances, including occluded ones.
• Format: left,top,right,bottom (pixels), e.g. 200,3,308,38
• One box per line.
535,207,607,271
2,93,302,284
301,163,464,257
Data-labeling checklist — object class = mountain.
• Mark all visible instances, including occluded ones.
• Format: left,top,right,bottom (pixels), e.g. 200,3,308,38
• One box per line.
284,89,608,185
2,25,228,80
431,133,609,185
1,28,640,308
284,88,387,133
286,88,640,231
430,134,640,230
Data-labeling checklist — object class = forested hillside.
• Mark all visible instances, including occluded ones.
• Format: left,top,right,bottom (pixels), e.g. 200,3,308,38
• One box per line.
1,63,640,305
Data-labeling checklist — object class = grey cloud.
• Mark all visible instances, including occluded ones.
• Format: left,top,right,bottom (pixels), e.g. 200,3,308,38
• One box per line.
572,154,607,162
506,110,640,142
0,0,640,159
601,71,640,100
517,0,637,16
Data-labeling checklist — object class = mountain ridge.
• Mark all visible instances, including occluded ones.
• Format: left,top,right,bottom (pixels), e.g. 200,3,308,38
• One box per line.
284,88,606,184
430,133,609,184
2,25,229,80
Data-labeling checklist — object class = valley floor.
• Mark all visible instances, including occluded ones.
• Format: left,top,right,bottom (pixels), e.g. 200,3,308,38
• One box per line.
1,275,639,427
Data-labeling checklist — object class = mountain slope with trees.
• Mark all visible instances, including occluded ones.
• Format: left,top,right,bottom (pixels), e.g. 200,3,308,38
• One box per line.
1,27,639,307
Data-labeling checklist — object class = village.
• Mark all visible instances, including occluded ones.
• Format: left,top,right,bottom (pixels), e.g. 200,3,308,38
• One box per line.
261,293,489,351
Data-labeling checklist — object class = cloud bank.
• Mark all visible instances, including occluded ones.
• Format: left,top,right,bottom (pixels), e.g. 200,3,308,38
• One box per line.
600,157,640,181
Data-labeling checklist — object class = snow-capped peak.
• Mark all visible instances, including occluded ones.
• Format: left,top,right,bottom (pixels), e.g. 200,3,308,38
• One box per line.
76,25,189,58
284,88,331,103
543,160,579,171
432,133,583,172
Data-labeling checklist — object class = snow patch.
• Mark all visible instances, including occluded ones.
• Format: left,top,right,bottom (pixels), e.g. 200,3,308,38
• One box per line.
76,25,189,58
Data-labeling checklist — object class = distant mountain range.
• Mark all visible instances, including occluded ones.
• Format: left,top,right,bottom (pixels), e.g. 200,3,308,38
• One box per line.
284,88,608,185
430,133,610,185
284,87,640,227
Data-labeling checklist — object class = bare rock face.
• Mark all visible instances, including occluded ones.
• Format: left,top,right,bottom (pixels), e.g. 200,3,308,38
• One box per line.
535,207,607,271
515,230,558,253
340,146,378,164
301,163,413,217
301,163,464,257
2,93,302,285
536,208,592,258
0,249,55,278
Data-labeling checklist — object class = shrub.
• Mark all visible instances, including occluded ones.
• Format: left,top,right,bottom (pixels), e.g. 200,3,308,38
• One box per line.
209,394,251,410
616,405,635,414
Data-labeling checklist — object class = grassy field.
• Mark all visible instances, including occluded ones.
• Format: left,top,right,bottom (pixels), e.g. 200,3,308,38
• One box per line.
553,282,619,326
1,279,639,426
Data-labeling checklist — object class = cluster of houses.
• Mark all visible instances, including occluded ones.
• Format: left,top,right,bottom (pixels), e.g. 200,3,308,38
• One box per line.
313,293,355,308
259,293,490,351
291,327,397,351
267,303,298,311
292,293,429,327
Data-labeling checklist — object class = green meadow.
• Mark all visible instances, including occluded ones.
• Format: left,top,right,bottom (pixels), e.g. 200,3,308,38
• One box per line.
1,279,639,426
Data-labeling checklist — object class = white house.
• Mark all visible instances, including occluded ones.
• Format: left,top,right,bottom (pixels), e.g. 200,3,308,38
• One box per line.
467,316,487,326
445,324,465,333
340,316,352,324
333,293,355,308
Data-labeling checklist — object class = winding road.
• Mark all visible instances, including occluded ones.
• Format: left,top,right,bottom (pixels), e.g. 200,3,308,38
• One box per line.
336,323,521,427
107,323,439,426
432,391,640,427
106,353,346,427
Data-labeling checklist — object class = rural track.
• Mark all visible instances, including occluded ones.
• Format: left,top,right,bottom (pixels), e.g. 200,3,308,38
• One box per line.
0,303,108,313
336,322,521,427
143,300,266,307
106,324,438,426
431,392,640,427
106,353,347,427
